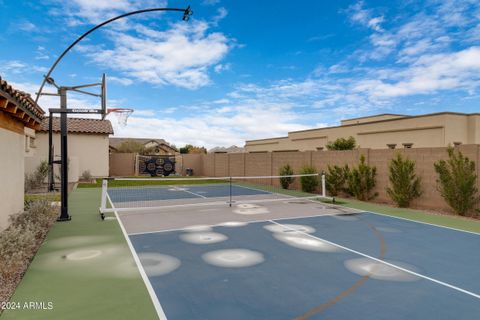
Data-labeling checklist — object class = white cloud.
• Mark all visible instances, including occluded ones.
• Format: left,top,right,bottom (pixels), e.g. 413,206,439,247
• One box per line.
108,76,133,86
112,102,309,148
347,1,384,32
352,47,480,98
80,20,231,89
214,63,231,73
50,0,166,25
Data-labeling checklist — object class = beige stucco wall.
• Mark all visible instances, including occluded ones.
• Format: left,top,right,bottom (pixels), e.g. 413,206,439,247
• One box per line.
25,132,110,181
246,113,480,152
0,127,24,231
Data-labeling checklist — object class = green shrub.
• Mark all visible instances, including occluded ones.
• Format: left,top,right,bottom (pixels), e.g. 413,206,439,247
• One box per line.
81,170,92,181
346,155,377,201
0,200,57,298
325,165,346,196
434,147,479,216
25,161,49,192
326,136,356,150
386,153,422,207
299,165,319,193
278,164,294,189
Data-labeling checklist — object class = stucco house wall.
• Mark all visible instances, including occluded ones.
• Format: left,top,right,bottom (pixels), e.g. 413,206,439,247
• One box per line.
245,112,480,152
25,132,110,181
0,124,26,230
0,76,44,231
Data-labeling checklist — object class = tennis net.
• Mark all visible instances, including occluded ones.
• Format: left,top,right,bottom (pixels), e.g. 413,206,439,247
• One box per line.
100,173,329,213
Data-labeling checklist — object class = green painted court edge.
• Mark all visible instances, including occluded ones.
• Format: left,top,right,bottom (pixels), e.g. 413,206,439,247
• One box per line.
326,197,480,234
2,188,158,320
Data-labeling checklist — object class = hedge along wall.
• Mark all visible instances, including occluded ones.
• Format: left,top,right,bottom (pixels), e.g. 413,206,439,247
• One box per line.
189,145,480,212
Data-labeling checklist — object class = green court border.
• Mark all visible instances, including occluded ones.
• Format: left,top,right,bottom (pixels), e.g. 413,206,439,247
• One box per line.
2,188,159,320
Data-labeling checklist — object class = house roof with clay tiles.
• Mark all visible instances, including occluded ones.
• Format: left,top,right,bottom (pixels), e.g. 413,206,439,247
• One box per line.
0,75,45,128
39,117,113,134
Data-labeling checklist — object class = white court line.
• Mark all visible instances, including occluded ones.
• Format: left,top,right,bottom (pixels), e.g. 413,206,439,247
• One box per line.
269,219,480,300
127,212,341,236
178,188,207,199
107,193,168,320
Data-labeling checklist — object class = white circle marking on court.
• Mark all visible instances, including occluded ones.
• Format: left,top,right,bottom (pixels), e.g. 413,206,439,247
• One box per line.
202,249,265,268
179,232,228,244
263,224,315,234
273,233,341,252
218,221,248,227
138,253,181,276
233,203,270,215
344,258,420,282
65,249,102,261
183,225,213,232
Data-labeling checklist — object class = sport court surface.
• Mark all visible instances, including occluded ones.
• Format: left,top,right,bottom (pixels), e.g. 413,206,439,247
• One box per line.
106,182,480,319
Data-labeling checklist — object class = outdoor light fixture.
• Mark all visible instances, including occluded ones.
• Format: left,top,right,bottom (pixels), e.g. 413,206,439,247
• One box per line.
183,5,193,21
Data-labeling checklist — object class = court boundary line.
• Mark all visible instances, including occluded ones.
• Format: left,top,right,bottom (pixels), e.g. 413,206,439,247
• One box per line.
108,193,168,320
269,219,480,300
302,198,480,236
362,210,480,236
127,211,344,236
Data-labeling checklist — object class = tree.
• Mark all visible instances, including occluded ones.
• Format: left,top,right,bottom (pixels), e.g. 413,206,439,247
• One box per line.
386,153,422,207
117,139,145,154
326,136,356,150
325,165,347,196
346,155,377,201
434,147,479,216
299,165,319,193
279,164,294,189
180,144,207,154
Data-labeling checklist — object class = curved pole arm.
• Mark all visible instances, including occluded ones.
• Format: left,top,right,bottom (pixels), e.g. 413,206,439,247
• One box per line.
35,6,192,104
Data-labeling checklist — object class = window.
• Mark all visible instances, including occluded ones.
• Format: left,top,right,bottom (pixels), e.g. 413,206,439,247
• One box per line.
402,143,413,149
29,137,36,148
387,144,396,149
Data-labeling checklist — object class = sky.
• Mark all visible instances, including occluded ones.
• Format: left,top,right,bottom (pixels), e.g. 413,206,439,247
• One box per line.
1,0,480,149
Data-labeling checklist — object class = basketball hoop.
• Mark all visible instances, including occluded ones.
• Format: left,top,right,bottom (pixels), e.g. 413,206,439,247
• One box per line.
107,108,134,126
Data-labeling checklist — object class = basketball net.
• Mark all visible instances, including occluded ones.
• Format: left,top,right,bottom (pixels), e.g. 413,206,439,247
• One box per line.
108,108,134,127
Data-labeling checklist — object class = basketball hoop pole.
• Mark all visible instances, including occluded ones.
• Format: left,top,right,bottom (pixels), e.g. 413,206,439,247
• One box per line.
35,6,193,222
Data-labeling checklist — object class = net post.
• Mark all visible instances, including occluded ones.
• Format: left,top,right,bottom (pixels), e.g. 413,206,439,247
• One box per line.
321,172,326,198
229,176,232,207
100,178,108,216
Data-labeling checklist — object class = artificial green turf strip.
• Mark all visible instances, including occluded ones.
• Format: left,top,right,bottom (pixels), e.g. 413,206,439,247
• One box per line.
325,197,480,233
2,188,159,320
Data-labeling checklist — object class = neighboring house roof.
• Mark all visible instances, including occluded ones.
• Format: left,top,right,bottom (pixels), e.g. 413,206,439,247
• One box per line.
109,138,178,152
39,117,114,134
0,75,45,128
209,145,245,153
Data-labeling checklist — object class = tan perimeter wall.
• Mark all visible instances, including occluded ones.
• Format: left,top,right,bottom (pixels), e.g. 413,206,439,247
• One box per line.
25,133,110,181
0,128,24,231
181,145,480,212
110,153,136,176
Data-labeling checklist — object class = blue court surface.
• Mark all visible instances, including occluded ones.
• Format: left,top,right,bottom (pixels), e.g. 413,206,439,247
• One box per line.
114,201,480,320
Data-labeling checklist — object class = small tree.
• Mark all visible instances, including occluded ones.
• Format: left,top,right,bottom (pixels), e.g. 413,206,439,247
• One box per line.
434,147,479,216
81,170,92,182
117,139,146,153
299,165,319,193
25,161,49,192
326,136,356,150
180,144,207,154
346,155,377,201
325,165,346,196
279,164,294,189
386,153,422,207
